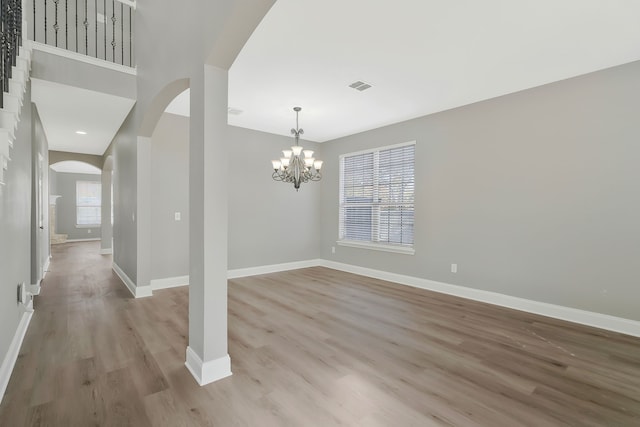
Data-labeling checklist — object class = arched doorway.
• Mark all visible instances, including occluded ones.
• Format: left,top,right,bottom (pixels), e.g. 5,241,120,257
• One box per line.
49,160,103,245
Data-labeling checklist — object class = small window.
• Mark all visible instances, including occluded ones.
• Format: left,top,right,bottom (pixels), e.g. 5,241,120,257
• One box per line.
76,181,102,226
339,141,415,254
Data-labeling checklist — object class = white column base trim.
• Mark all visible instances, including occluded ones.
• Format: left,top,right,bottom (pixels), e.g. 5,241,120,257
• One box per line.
227,259,322,279
319,260,640,338
0,311,33,404
100,248,113,255
150,275,189,290
184,347,232,386
29,284,41,295
112,262,152,298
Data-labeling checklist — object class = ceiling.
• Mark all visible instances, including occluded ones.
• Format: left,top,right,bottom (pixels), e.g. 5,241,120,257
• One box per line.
228,0,640,142
32,79,135,155
32,1,640,151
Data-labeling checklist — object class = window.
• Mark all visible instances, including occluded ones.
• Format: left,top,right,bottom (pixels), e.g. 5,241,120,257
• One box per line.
76,181,102,226
339,141,415,254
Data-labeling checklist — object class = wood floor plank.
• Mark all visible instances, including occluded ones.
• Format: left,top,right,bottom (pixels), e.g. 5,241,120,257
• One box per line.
1,241,639,426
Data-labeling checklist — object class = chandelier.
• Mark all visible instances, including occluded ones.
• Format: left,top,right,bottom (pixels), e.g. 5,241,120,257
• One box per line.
271,107,323,191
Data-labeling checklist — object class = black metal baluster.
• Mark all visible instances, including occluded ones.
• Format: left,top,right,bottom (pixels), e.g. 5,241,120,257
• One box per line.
94,0,97,57
53,0,58,47
33,0,36,42
1,0,6,107
44,0,47,44
120,2,122,65
110,0,114,63
17,0,21,49
65,0,68,49
75,0,77,52
129,6,131,66
83,0,87,55
102,0,105,60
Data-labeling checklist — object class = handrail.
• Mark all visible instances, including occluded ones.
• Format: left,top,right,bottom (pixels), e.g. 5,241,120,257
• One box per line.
31,0,134,67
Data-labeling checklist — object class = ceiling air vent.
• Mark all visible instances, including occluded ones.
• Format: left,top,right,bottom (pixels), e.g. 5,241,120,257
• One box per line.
227,107,243,115
348,81,372,91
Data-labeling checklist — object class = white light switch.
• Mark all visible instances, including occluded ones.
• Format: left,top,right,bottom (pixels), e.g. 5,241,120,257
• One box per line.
451,263,458,273
174,212,181,221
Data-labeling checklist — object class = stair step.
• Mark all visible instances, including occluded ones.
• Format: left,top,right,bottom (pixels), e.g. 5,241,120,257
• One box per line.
2,92,22,113
0,110,17,140
0,129,11,163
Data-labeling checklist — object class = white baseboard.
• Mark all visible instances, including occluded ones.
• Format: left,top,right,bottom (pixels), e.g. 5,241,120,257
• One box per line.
151,275,189,291
65,238,101,242
29,256,52,295
112,262,152,298
0,311,33,404
184,347,232,386
227,259,322,279
319,260,640,338
43,256,51,279
100,248,113,255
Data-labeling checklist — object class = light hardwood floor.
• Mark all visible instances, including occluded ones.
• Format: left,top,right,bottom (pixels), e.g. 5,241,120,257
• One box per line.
1,241,639,426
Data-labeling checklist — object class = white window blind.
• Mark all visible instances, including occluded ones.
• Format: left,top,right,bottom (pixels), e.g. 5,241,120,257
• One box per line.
76,181,102,226
339,142,415,250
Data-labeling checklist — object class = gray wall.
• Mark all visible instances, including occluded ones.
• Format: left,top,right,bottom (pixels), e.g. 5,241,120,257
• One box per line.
320,61,640,321
51,171,103,240
148,112,322,279
109,110,138,282
227,125,322,269
150,113,189,280
50,151,103,170
31,105,50,285
0,85,34,379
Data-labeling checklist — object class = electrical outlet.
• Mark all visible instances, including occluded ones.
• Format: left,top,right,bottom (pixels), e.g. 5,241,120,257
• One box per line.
451,263,458,273
88,229,92,234
175,212,181,221
331,246,336,254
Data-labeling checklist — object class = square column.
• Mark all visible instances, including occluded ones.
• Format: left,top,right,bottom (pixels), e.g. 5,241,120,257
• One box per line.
186,65,231,384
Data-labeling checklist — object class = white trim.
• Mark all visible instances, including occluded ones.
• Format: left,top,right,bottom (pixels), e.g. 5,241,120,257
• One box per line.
185,347,232,386
0,311,33,404
112,262,152,298
116,0,136,9
319,260,640,338
100,248,113,255
337,240,415,255
65,238,101,242
43,256,51,279
338,140,416,159
29,256,52,295
227,259,322,279
151,275,189,290
30,42,137,75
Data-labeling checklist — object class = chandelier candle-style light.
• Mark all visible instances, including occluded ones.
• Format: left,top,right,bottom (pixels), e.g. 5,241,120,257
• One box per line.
271,107,323,191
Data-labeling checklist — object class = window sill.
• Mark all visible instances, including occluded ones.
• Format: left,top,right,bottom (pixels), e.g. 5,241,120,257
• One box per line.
337,240,415,255
76,224,100,229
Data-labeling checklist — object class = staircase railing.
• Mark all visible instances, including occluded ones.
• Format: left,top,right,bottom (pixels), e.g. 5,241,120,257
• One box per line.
31,0,134,67
1,0,22,109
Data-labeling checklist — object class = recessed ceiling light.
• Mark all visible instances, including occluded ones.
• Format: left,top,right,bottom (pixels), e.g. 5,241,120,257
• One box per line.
76,130,87,135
